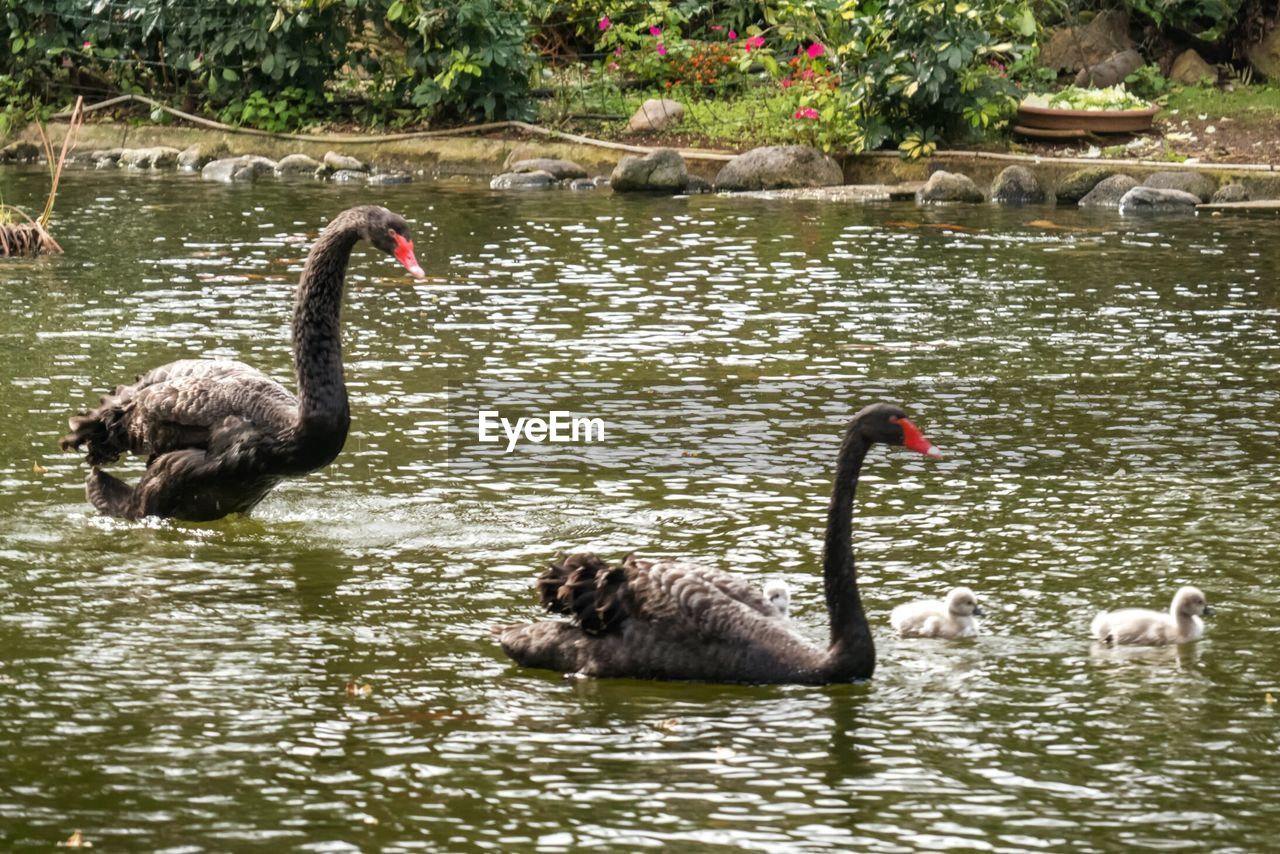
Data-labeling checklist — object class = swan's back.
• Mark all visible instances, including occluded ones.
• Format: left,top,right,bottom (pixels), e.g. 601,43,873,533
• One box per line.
497,553,825,683
1090,608,1201,646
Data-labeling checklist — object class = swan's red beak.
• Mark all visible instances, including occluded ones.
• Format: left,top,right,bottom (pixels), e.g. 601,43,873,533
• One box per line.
897,417,942,459
391,232,426,279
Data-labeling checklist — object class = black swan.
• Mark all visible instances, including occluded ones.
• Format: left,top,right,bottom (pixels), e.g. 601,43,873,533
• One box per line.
59,205,425,521
496,403,942,684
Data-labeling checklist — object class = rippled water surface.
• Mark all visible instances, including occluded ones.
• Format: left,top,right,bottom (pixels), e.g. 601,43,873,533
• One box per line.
1,167,1278,851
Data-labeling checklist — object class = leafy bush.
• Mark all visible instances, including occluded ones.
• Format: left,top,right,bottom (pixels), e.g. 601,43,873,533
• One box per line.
1123,0,1246,41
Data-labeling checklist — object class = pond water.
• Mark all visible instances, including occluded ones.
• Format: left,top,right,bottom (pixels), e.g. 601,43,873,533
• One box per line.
0,167,1277,851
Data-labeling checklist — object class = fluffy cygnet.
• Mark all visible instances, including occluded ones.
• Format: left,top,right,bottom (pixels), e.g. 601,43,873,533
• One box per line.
763,580,791,617
890,587,983,639
1091,585,1213,646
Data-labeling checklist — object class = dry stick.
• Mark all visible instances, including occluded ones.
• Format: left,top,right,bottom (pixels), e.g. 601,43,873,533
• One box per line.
40,96,85,229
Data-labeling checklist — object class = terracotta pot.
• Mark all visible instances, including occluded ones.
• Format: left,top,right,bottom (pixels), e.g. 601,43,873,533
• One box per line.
1016,103,1159,134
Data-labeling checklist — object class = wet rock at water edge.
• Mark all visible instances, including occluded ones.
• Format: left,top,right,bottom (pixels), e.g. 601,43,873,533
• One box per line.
368,171,412,185
1055,167,1116,203
177,142,228,171
1142,170,1217,203
684,175,713,194
990,166,1045,204
916,170,984,203
90,148,124,167
322,151,368,173
118,147,181,169
201,155,277,183
610,149,688,193
1211,183,1249,203
713,145,843,192
328,169,367,183
490,170,557,190
627,98,686,132
568,177,597,191
1078,174,1139,208
509,158,587,181
1119,186,1201,214
0,141,41,162
275,153,322,175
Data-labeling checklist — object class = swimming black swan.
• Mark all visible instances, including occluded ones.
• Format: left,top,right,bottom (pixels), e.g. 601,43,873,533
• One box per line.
59,205,425,521
496,403,942,684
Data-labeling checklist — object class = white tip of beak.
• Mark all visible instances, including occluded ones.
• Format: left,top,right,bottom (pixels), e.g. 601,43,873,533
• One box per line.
925,445,943,459
408,264,425,279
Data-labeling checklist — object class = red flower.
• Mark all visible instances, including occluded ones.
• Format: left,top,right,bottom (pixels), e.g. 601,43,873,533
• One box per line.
793,107,819,120
744,35,765,52
807,43,826,58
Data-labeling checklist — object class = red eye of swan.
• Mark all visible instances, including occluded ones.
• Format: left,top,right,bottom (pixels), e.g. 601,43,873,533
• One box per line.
390,229,425,279
891,416,942,459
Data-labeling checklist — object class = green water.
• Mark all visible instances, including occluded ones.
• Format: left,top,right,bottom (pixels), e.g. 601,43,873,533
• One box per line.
1,167,1277,851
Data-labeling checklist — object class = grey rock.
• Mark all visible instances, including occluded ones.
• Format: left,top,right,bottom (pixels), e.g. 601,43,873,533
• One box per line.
627,98,686,132
329,169,367,183
490,170,557,190
1142,170,1217,203
1078,174,1139,208
917,170,984,204
1056,167,1116,203
713,145,843,192
568,177,597,191
1210,183,1249,203
201,155,277,183
593,176,612,188
275,153,323,175
1170,49,1217,85
322,151,367,172
1039,9,1131,71
1119,186,1201,213
611,148,688,193
510,158,587,180
90,148,124,165
1074,48,1143,88
118,146,181,169
990,165,1045,204
0,141,41,162
177,142,227,171
684,175,713,194
1246,25,1280,80
368,171,412,185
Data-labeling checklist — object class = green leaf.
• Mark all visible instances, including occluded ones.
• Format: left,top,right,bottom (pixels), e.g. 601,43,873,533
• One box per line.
387,0,403,21
223,68,240,82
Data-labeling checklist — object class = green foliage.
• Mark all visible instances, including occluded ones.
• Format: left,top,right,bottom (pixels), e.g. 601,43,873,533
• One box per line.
218,87,321,133
1123,65,1174,101
1122,0,1245,41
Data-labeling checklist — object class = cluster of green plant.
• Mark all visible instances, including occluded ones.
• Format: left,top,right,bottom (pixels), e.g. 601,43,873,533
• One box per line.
1123,0,1246,42
0,0,536,130
1022,83,1152,110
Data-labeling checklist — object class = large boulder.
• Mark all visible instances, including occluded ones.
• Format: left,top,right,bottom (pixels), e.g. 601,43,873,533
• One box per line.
990,166,1045,204
1074,48,1144,88
201,155,277,183
322,151,367,172
916,170,983,204
1118,186,1200,214
275,153,322,175
627,98,685,132
1039,9,1132,71
0,141,41,162
509,158,587,180
1142,170,1216,203
490,170,557,190
90,148,124,166
177,142,227,171
1055,167,1116,203
1078,174,1139,208
1170,49,1217,85
1211,183,1249,203
1246,26,1280,80
118,146,180,169
611,148,688,193
713,145,842,191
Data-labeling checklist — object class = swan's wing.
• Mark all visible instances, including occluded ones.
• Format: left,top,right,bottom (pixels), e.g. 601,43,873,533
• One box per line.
64,359,297,462
537,552,797,646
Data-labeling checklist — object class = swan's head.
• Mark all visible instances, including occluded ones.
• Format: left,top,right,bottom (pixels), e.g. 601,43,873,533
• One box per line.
362,206,425,279
946,587,983,618
763,580,791,615
1172,586,1212,618
853,403,942,458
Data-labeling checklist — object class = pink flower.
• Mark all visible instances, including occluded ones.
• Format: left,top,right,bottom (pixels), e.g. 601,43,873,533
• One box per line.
608,62,619,72
800,68,814,80
599,16,610,31
614,45,623,56
82,40,91,49
807,43,826,58
656,42,667,56
793,107,819,120
728,30,737,41
744,35,765,52
780,78,793,89
649,26,662,37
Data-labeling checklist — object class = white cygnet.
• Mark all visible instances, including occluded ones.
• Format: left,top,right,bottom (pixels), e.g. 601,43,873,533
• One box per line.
890,586,983,639
763,580,791,617
1090,585,1213,646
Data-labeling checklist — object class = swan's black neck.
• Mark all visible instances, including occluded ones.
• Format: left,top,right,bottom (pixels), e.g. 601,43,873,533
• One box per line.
821,421,876,680
289,212,363,469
